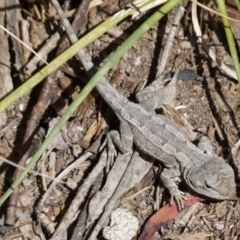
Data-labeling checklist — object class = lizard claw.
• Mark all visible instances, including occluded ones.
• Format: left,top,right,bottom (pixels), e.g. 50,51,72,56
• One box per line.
99,138,107,152
99,134,117,172
106,135,117,172
106,147,117,172
170,190,186,210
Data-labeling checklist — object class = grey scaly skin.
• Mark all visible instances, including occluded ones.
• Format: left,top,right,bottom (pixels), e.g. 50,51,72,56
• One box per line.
96,80,237,209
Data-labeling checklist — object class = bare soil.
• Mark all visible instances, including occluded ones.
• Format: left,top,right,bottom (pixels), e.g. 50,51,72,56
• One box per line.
0,0,240,239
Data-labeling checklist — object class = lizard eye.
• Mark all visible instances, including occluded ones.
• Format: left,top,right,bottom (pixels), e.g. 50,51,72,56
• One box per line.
192,180,203,187
205,174,220,187
204,183,213,190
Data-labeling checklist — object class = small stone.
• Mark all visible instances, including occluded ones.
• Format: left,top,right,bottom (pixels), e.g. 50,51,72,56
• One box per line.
103,208,139,240
180,40,192,49
213,221,224,230
19,103,24,112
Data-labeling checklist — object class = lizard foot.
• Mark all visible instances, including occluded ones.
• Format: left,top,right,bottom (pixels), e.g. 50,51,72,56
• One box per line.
170,189,186,211
99,135,117,172
160,168,186,210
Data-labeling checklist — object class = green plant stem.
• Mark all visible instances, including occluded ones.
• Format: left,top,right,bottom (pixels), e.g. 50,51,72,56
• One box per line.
217,0,240,84
233,0,240,12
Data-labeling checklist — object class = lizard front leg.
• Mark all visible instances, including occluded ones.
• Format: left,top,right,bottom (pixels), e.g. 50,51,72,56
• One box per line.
161,168,186,210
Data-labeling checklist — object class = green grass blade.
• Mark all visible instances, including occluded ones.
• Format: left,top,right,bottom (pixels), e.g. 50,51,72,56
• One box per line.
233,0,240,12
217,0,240,84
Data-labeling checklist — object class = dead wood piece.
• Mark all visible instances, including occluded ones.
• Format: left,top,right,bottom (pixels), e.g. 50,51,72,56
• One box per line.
49,149,107,240
6,0,92,226
0,1,13,128
6,0,30,71
87,151,153,240
6,79,52,226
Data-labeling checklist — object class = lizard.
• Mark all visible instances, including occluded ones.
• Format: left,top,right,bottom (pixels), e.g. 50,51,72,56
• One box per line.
51,0,237,211
95,78,237,209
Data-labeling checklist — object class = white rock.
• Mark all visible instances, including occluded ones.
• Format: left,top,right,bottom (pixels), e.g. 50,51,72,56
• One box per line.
103,208,139,240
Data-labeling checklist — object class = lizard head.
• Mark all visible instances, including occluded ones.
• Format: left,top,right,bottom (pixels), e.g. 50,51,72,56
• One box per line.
184,158,237,200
